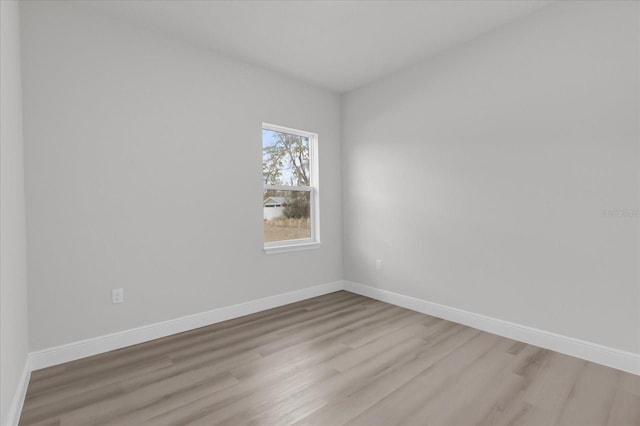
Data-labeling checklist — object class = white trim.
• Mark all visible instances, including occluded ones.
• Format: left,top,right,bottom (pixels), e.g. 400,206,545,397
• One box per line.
264,241,321,255
24,279,639,382
344,281,640,375
309,132,320,244
5,356,31,426
29,281,343,371
262,122,316,139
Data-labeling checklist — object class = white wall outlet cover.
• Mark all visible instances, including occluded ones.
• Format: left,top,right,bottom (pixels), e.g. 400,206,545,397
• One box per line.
111,288,124,304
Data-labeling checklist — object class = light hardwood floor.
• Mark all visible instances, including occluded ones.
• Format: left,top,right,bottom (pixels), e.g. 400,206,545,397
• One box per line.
19,291,640,425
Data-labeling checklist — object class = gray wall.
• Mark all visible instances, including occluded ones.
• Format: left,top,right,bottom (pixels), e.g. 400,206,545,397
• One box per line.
342,1,639,353
1,0,30,423
15,0,639,362
21,2,342,351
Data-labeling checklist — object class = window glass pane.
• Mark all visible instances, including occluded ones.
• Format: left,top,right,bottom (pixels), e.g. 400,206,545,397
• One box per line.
264,189,311,242
262,129,310,186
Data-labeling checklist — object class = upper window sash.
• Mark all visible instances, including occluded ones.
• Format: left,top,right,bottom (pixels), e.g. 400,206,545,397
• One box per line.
263,122,317,186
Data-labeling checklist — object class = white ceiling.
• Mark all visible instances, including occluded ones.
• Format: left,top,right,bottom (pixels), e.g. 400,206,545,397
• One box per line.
75,0,553,93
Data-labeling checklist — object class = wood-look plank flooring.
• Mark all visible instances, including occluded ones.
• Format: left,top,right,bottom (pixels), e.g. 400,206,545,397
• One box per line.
19,291,640,425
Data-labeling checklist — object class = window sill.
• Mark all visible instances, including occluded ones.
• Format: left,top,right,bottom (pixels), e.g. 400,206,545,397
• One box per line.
264,241,321,255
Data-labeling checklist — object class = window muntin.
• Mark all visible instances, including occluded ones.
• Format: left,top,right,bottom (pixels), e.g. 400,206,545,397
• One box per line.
262,124,319,251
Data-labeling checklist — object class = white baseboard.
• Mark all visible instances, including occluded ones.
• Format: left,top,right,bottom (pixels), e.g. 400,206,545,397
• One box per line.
4,356,31,426
29,281,343,371
10,279,638,425
344,281,640,375
26,279,640,377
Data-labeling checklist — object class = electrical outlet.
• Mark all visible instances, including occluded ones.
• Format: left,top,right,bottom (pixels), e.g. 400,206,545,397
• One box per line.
112,288,124,304
376,259,382,270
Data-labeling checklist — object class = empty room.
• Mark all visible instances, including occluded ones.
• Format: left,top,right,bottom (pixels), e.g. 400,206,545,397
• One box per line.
1,0,638,425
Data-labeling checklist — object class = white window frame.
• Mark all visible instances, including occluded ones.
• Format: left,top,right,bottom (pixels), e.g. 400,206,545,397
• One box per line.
263,123,320,254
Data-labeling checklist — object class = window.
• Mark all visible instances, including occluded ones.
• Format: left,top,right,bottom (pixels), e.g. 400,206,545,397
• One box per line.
262,123,319,253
